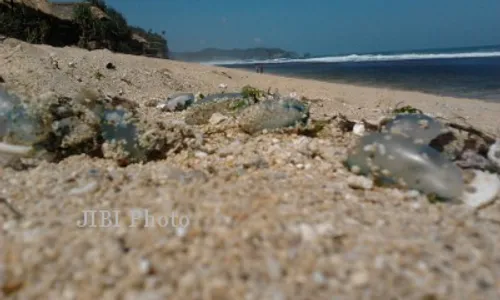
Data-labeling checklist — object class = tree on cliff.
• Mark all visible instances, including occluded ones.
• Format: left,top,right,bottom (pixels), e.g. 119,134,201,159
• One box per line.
73,0,169,57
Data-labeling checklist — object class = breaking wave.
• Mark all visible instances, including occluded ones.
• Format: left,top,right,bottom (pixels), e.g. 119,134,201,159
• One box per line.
203,50,500,66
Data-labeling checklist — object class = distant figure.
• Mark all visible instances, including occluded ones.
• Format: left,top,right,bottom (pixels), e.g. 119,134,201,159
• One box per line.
255,64,264,74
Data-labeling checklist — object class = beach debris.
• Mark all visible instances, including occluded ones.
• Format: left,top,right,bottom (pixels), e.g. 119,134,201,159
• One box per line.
381,113,445,144
487,139,500,169
157,93,195,112
106,62,116,70
352,122,365,136
68,180,99,196
455,149,497,171
391,104,423,115
461,170,500,208
346,133,464,200
0,197,23,219
209,112,229,125
184,95,253,125
195,92,242,105
238,98,309,134
241,85,265,101
347,175,373,190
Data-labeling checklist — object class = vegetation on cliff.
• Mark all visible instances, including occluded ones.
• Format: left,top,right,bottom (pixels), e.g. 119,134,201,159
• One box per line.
0,0,169,58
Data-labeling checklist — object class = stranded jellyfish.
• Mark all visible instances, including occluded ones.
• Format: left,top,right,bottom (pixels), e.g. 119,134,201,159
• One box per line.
346,132,464,199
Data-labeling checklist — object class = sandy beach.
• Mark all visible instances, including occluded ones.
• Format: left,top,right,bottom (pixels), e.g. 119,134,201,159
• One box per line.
1,38,500,299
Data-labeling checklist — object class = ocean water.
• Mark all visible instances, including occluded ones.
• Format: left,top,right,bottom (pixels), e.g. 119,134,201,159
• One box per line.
209,45,500,101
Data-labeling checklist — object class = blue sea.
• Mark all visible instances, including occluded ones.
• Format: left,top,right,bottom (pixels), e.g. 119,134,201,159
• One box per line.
206,45,500,101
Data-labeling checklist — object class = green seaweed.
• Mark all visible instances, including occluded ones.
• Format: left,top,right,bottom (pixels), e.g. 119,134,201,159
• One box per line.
241,85,265,100
392,105,423,115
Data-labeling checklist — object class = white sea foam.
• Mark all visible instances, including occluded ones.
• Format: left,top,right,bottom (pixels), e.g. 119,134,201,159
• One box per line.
202,51,500,66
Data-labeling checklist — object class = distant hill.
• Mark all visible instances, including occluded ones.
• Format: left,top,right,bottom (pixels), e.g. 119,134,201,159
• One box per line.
171,47,300,62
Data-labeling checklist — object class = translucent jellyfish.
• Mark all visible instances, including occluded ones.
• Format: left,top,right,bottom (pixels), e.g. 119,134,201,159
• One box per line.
0,89,20,138
381,113,444,144
100,109,144,160
0,89,48,145
159,93,195,111
238,98,309,134
346,132,464,199
0,89,35,166
196,92,243,104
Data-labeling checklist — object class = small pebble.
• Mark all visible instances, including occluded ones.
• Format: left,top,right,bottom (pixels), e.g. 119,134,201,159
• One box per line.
68,181,98,195
347,175,374,190
209,112,228,125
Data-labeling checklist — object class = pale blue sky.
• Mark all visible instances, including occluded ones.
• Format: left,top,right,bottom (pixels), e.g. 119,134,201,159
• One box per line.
54,0,500,55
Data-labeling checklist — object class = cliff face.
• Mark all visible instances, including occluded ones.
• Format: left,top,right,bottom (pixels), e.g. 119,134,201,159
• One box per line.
0,0,80,46
0,0,168,58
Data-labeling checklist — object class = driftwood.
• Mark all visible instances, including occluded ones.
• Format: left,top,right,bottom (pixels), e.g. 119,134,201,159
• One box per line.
444,122,496,145
0,197,23,219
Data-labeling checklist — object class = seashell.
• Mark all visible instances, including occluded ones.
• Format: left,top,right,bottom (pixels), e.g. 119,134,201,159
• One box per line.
346,132,464,199
352,122,365,136
487,139,500,169
0,142,33,167
381,113,444,144
461,170,500,208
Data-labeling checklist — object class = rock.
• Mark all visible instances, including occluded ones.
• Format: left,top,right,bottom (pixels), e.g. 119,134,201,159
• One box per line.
347,175,374,190
461,170,500,208
158,93,194,112
238,98,309,134
346,133,464,200
455,149,497,171
381,113,444,144
106,62,116,70
209,112,229,125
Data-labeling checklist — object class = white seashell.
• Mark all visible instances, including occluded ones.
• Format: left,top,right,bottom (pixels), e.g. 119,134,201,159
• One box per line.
0,142,33,167
461,170,500,208
487,139,500,169
352,122,365,136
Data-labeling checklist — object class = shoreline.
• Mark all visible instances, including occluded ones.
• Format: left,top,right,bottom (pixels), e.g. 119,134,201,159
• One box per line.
219,66,500,103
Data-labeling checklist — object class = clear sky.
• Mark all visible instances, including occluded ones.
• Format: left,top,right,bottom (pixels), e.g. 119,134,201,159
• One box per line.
55,0,500,55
